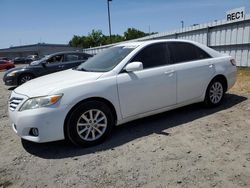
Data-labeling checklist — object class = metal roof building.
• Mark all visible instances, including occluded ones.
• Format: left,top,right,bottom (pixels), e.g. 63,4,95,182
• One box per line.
83,9,250,67
0,43,82,58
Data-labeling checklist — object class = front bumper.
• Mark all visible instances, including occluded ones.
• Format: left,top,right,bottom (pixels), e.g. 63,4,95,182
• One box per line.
3,75,18,86
8,91,70,143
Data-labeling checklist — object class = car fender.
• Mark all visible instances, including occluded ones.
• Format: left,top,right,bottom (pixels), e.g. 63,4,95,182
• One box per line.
55,76,122,122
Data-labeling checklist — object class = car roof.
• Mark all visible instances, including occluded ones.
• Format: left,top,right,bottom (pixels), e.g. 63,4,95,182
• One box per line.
117,39,222,57
117,39,201,47
48,51,90,56
44,51,92,59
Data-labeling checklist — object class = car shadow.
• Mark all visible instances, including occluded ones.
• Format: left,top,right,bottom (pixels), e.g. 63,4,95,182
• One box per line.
21,93,247,159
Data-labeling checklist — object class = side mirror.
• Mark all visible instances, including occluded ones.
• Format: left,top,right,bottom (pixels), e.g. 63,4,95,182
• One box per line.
125,62,143,72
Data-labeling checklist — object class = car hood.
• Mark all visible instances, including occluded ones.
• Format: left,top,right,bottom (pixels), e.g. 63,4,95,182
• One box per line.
4,66,26,74
3,67,24,80
14,69,103,97
3,65,39,78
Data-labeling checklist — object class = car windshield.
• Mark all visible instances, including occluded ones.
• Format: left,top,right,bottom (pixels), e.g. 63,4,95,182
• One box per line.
76,46,136,72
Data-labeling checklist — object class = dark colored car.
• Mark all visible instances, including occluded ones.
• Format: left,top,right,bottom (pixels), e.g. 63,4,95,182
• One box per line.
26,55,39,64
0,57,11,61
3,51,92,86
0,60,15,70
13,57,27,64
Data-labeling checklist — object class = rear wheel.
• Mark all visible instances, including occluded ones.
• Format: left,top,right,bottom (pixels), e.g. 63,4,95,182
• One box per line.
204,79,225,107
18,74,34,85
66,101,115,147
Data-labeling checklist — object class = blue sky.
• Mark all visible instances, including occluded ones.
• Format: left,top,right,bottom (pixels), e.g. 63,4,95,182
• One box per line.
0,0,249,48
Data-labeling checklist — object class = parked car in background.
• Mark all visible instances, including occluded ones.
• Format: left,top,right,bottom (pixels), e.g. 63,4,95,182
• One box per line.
0,60,15,70
3,51,92,85
0,57,12,61
13,57,27,64
25,55,39,64
7,40,237,146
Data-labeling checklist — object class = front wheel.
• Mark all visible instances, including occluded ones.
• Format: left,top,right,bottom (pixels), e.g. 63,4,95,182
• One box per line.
66,101,115,147
204,79,225,107
18,74,34,85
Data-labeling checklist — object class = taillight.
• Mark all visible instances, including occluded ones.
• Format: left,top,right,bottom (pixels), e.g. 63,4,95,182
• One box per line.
230,59,236,66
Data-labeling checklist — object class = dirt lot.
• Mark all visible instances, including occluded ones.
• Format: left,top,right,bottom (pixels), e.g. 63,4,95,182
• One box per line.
0,68,249,188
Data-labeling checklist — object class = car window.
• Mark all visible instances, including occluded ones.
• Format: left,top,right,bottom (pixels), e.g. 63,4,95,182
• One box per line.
195,45,211,59
46,55,64,64
130,43,169,69
64,54,79,62
167,42,211,64
78,54,90,60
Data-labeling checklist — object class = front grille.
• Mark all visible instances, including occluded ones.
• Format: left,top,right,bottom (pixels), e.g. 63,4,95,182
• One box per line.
9,97,24,111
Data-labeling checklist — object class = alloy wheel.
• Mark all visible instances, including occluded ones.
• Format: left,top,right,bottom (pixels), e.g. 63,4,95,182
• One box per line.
209,82,223,104
76,109,107,141
20,75,33,84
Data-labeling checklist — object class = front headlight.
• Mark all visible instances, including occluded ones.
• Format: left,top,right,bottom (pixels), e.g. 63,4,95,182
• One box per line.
19,94,63,111
7,71,17,77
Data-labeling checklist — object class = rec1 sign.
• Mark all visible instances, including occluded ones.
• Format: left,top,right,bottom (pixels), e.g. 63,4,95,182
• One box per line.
226,7,245,22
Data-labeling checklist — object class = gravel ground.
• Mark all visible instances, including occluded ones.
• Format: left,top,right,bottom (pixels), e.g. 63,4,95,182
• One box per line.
0,69,249,188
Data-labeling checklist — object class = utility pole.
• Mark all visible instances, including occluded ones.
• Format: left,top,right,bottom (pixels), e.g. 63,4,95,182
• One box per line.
107,0,112,43
181,20,184,30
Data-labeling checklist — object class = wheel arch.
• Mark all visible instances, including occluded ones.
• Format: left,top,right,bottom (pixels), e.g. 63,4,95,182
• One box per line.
63,97,118,139
18,72,36,81
17,72,36,85
202,74,228,101
210,74,228,91
203,74,228,107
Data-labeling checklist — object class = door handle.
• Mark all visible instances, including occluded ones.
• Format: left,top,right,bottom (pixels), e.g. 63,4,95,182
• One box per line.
209,64,214,68
58,65,65,68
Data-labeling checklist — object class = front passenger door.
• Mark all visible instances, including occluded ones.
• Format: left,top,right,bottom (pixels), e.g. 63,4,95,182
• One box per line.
117,43,177,119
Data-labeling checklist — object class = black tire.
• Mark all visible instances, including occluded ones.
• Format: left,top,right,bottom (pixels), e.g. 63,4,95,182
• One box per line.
204,79,225,107
66,101,115,147
18,74,34,85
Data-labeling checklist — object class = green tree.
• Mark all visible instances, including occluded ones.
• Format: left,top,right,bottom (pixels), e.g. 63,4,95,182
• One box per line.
69,35,83,48
124,28,147,40
69,28,155,48
111,34,124,43
88,30,103,47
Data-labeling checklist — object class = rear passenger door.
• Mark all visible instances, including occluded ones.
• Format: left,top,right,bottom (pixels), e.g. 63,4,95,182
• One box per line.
167,42,215,103
63,53,90,69
63,54,80,69
63,53,83,69
117,43,177,118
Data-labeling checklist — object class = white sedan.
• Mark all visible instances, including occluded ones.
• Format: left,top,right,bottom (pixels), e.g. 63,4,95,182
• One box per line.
8,39,237,146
